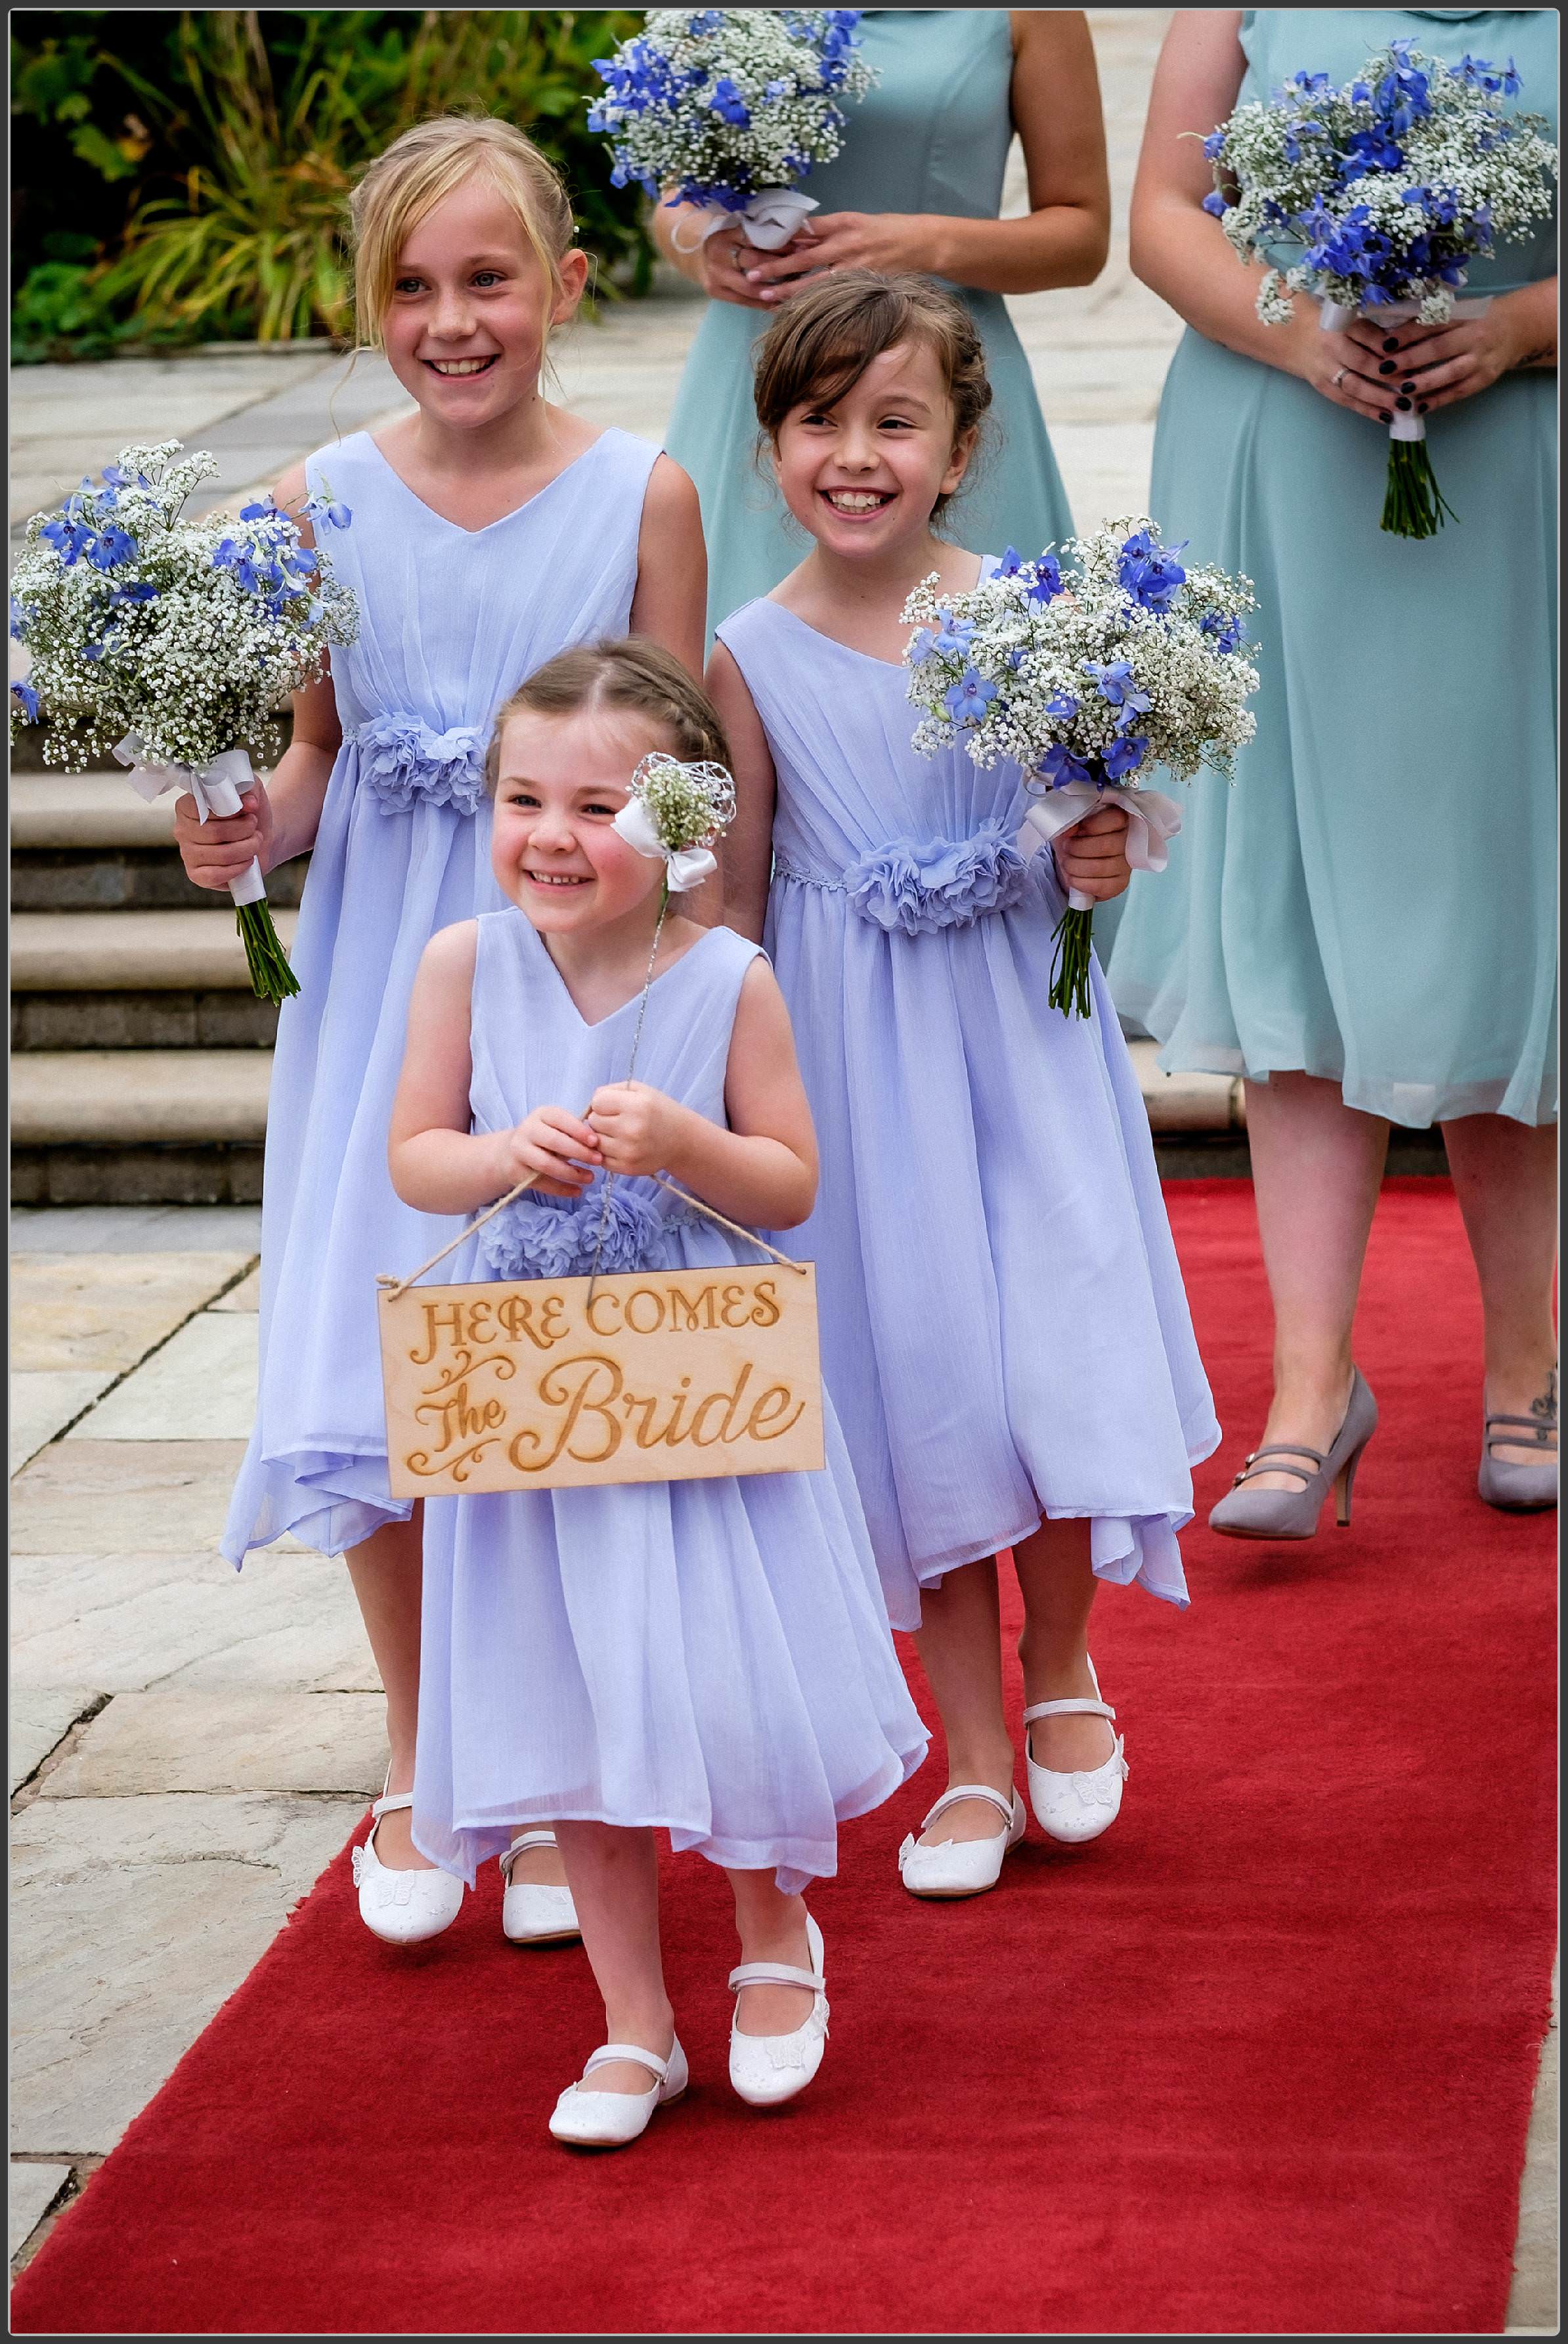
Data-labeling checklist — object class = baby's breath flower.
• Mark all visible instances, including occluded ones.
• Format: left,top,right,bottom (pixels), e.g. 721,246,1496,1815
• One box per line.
627,752,737,853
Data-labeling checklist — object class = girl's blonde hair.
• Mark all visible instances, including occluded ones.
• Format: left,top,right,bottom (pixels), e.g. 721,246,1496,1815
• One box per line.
487,638,731,791
349,114,577,349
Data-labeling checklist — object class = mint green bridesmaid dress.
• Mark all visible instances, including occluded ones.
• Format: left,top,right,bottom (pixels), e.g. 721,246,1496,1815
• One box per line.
1107,9,1557,1127
662,9,1076,634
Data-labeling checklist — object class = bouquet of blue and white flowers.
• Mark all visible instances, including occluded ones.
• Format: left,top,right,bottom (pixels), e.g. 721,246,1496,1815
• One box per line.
1202,40,1556,537
903,521,1259,1018
9,441,357,1003
588,9,877,253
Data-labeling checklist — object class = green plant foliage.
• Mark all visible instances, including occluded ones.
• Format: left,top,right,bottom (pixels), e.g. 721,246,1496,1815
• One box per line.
11,9,653,359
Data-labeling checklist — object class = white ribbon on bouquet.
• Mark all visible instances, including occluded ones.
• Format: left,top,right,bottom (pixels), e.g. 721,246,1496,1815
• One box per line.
1017,783,1184,913
672,186,819,253
611,794,719,894
113,731,267,907
1318,292,1493,443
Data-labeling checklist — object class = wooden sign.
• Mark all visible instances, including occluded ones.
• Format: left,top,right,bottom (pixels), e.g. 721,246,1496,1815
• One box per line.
378,1263,823,1497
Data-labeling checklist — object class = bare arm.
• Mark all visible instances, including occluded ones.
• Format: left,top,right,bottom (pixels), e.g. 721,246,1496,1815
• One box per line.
630,454,707,678
588,957,818,1228
389,922,603,1213
706,641,776,945
741,12,1110,303
171,460,343,888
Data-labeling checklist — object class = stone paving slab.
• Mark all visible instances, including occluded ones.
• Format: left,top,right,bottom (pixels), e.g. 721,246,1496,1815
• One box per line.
10,1251,253,1372
10,1205,264,1254
9,2165,72,2261
9,1370,117,1477
10,1792,366,2155
210,1263,261,1311
10,1688,98,1798
39,1691,387,1798
69,1309,258,1443
1507,1964,1560,2331
9,1439,294,1556
11,1550,376,1696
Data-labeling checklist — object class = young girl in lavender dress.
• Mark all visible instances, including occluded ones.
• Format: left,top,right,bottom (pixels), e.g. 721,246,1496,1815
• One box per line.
710,273,1219,1900
173,117,706,1949
390,640,926,2148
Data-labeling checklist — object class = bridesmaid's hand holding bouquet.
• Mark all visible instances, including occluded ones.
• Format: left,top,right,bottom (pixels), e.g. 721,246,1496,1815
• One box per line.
904,520,1258,1018
9,441,357,1002
1200,41,1556,537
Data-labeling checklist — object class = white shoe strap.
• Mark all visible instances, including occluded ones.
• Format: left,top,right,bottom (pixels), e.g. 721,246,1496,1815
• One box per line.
583,2042,669,2086
1022,1698,1115,1724
920,1781,1016,1833
370,1789,414,1819
499,1829,558,1880
728,1959,825,1995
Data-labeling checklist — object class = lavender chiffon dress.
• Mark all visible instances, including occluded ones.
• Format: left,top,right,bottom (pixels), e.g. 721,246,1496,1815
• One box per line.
716,584,1221,1630
411,911,928,1892
223,427,660,1563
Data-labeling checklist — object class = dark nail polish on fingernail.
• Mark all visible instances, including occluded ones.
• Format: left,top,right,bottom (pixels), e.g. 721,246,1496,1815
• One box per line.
1380,409,1393,422
1378,359,1396,374
1400,380,1415,393
1383,336,1400,353
1418,401,1429,414
1395,395,1412,410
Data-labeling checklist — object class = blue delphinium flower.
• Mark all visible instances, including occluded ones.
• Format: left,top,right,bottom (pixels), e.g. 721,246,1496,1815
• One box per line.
996,546,1024,576
85,525,138,571
1200,611,1247,655
39,514,92,565
1202,189,1230,218
1036,742,1095,790
1118,530,1187,611
1103,732,1149,781
1045,690,1078,722
303,491,352,531
709,76,751,126
945,670,997,724
1028,553,1063,603
11,680,40,723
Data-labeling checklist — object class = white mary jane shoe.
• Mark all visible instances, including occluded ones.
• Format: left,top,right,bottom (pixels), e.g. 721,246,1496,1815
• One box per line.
728,1913,829,2109
500,1830,581,1945
548,2038,688,2150
1024,1659,1129,1845
897,1782,1026,1899
351,1774,464,1945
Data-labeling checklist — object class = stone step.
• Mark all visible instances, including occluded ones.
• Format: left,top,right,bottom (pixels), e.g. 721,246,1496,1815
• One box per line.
11,909,299,994
10,776,305,913
11,1043,1235,1148
13,1052,272,1147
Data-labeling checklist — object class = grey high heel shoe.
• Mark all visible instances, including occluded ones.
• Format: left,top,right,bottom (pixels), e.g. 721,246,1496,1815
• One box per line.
1208,1368,1378,1540
1479,1404,1558,1511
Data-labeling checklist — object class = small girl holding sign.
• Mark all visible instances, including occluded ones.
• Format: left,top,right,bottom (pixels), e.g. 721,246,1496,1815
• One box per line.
710,272,1219,1900
389,638,926,2148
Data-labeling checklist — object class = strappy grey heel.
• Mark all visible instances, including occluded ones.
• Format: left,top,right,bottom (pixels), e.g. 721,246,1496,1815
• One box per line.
1209,1368,1378,1541
1479,1402,1558,1511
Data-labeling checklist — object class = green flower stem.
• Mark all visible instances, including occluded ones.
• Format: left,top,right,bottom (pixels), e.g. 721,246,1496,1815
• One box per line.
1048,905,1095,1021
236,900,299,1005
1382,438,1458,540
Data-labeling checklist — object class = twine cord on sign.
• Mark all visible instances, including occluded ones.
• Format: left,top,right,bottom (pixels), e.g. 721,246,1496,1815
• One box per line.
377,883,807,1301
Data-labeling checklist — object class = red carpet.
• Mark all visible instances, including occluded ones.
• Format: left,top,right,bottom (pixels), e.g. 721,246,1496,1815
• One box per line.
12,1181,1556,2335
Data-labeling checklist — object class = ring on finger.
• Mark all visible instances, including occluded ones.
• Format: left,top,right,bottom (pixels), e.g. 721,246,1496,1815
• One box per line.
1332,366,1347,389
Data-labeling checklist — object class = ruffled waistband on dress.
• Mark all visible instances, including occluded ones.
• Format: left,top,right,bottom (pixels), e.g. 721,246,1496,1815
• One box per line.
345,712,490,815
476,1180,699,1281
773,816,1034,937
